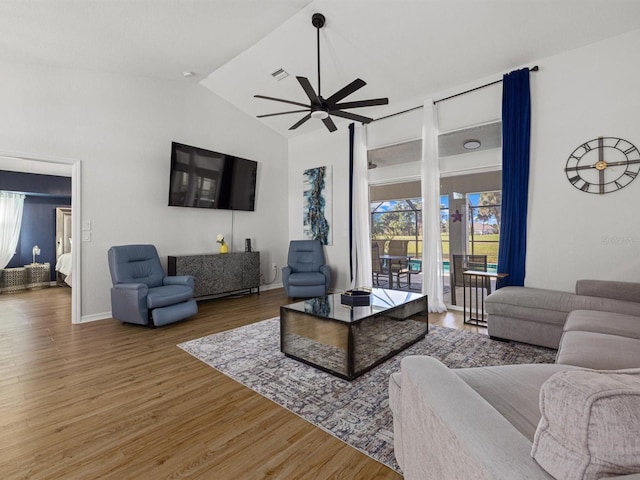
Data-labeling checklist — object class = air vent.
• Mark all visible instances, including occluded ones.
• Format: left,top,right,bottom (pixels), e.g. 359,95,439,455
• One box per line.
271,68,289,81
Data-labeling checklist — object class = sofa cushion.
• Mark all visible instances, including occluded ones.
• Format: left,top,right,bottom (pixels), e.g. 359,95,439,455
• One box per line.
556,331,640,370
564,310,640,340
287,271,326,286
486,287,574,326
146,284,193,308
487,314,565,349
454,363,577,441
576,280,640,304
531,368,640,480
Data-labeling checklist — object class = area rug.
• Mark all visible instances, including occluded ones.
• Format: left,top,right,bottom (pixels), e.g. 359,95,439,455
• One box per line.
178,318,556,473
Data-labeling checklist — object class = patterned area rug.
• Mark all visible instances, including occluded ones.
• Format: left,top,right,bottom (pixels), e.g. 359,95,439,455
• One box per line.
178,318,556,473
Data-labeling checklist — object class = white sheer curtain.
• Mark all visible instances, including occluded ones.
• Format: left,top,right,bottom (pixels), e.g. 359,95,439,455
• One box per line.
0,191,25,269
351,124,373,289
421,100,447,312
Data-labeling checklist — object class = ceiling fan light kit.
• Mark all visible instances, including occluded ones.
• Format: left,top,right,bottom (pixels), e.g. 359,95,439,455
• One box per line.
311,109,329,120
254,12,389,132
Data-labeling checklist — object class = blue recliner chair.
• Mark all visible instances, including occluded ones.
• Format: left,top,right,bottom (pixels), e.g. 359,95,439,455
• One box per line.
108,244,198,327
282,239,331,298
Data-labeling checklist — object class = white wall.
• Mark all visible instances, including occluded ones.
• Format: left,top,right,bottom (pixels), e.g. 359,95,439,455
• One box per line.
288,127,352,291
0,61,289,320
526,29,640,291
288,28,640,294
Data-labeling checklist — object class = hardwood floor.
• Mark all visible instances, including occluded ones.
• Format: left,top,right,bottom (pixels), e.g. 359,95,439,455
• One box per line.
0,287,480,480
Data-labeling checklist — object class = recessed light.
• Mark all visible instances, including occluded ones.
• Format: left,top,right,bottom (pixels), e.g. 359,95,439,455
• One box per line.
183,71,195,78
463,139,481,150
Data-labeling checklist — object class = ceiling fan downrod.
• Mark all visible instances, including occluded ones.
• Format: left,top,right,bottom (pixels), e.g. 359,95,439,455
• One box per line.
312,13,325,99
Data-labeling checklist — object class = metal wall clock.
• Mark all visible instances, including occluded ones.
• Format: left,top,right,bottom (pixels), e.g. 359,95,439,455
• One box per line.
565,136,640,194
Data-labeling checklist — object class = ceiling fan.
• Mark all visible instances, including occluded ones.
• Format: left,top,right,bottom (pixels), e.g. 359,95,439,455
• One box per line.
254,13,389,133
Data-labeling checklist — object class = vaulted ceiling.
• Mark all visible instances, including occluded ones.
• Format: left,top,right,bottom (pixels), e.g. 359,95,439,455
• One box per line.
3,1,640,138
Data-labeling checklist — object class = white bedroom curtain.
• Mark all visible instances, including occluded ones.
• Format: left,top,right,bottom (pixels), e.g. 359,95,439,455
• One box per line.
0,191,26,269
421,100,447,312
351,123,373,289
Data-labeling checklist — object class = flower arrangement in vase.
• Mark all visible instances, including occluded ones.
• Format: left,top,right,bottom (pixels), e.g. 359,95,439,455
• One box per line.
216,234,228,253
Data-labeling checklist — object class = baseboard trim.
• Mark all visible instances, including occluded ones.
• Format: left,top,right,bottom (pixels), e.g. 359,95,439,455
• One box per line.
80,312,112,323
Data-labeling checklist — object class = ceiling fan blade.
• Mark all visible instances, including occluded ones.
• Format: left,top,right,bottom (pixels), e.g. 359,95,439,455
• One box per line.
289,113,312,130
332,98,389,110
322,116,337,132
296,76,321,104
254,95,309,109
257,109,310,118
324,78,367,105
329,110,374,124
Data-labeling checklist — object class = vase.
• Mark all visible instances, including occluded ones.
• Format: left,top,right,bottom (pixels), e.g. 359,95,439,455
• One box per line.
219,244,228,254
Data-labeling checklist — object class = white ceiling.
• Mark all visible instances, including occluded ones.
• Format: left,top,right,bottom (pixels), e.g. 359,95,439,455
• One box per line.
0,0,310,80
3,0,640,139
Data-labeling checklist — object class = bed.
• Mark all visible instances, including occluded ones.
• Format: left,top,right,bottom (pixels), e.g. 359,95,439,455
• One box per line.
55,207,73,287
55,251,72,287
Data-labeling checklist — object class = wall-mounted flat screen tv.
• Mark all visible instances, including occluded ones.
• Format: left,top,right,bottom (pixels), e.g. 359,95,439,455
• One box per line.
168,142,257,211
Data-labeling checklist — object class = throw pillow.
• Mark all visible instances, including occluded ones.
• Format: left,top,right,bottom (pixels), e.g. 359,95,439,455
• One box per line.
531,368,640,480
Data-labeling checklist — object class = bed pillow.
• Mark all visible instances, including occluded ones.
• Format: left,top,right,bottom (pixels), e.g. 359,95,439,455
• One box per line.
531,368,640,480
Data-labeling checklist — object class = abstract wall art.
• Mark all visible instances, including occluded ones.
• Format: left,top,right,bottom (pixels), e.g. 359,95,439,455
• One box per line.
302,165,332,245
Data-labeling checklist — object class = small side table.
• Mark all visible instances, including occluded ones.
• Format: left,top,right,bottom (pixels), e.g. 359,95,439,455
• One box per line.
462,270,508,326
0,267,27,293
25,263,51,290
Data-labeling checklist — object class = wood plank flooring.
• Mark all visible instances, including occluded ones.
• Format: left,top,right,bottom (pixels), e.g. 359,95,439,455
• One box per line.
0,287,480,480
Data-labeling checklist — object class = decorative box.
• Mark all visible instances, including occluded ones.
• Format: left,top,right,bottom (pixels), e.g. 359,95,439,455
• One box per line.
340,290,371,306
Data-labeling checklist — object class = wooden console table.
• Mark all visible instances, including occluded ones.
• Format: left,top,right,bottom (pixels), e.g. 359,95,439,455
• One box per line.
167,252,260,300
462,270,508,326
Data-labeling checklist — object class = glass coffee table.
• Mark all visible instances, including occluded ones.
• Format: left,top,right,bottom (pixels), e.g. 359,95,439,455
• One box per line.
280,288,428,380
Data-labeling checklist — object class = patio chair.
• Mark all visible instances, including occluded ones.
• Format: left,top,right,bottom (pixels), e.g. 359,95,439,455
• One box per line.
387,239,410,279
371,243,383,286
388,239,409,257
396,258,422,290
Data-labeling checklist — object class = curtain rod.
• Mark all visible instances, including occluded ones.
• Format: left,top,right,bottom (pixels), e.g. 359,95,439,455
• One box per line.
372,65,539,122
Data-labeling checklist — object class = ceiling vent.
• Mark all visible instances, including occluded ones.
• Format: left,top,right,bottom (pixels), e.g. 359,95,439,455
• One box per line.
271,68,289,81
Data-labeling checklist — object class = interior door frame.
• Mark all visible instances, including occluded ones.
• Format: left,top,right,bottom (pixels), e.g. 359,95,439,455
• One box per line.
55,207,73,260
0,150,81,324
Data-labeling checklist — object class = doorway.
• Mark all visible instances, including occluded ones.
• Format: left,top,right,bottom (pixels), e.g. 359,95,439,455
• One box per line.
440,171,502,306
370,180,423,292
0,152,81,323
366,122,503,304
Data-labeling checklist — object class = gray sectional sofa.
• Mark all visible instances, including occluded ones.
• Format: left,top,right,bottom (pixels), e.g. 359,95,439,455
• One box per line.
389,279,640,479
485,280,640,348
390,358,640,480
